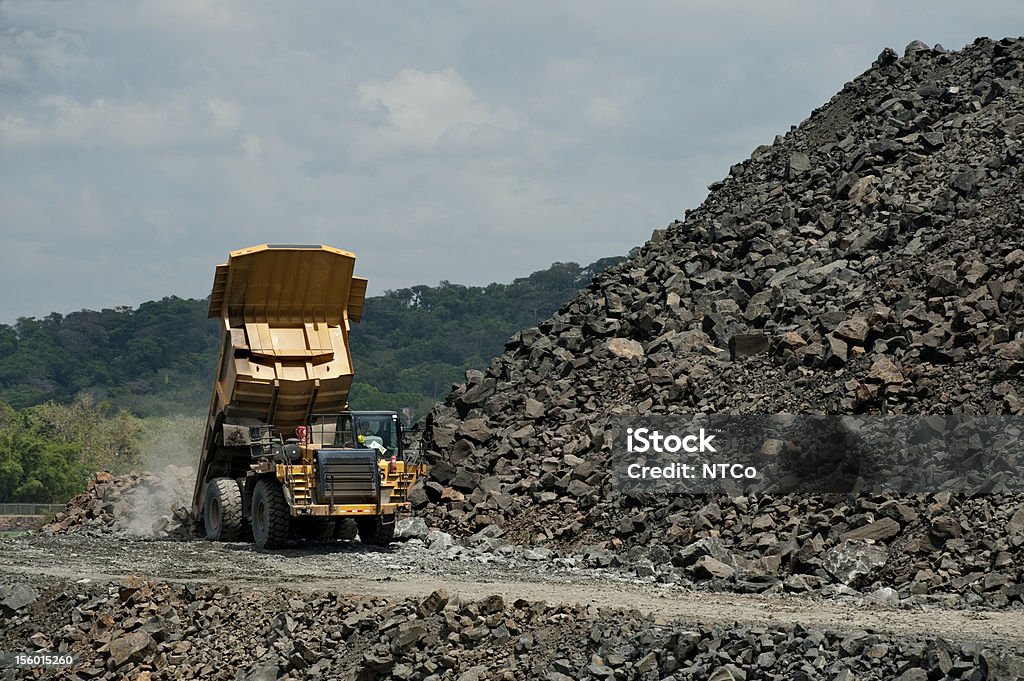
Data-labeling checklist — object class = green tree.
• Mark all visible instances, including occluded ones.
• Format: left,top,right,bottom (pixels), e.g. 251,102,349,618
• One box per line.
0,256,624,420
0,425,89,503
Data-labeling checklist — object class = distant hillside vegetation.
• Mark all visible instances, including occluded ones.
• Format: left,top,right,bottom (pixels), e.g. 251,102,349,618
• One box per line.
0,257,624,418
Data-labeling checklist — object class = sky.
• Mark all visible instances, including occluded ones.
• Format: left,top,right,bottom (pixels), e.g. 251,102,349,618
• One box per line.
2,1,1022,324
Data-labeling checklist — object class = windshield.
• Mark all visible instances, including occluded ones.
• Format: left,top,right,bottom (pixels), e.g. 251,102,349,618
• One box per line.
353,414,399,458
309,413,400,458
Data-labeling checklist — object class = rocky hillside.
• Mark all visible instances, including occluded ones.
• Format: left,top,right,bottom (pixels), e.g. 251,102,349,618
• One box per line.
416,38,1024,604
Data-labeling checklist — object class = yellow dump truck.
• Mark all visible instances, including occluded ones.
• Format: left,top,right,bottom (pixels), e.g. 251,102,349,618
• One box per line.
191,244,426,548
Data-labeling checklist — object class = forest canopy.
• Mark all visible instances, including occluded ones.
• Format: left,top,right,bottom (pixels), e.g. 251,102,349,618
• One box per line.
0,257,623,419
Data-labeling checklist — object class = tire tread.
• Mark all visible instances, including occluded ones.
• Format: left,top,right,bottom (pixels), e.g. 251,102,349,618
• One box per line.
252,478,291,549
205,477,243,541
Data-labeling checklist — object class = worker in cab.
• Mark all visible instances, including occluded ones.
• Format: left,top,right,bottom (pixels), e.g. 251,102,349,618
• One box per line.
357,422,385,451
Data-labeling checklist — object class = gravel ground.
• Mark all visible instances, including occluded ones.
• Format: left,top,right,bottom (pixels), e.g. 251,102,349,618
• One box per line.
2,533,1023,647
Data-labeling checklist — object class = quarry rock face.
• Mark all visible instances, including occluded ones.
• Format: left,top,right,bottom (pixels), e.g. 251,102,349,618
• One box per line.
418,38,1024,604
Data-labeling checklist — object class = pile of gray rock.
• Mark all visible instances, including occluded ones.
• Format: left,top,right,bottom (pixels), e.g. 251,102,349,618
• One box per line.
584,492,1024,609
416,38,1024,604
1,576,1021,681
41,467,194,539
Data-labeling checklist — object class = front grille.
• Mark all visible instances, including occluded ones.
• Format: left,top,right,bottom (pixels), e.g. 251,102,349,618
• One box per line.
316,449,379,504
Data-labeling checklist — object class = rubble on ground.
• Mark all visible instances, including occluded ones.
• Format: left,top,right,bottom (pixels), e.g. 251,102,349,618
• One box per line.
1,575,1021,681
41,467,195,539
0,516,45,533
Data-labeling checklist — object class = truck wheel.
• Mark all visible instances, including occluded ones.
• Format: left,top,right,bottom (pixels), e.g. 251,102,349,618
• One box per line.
335,518,358,541
251,478,291,549
204,478,243,541
357,514,396,546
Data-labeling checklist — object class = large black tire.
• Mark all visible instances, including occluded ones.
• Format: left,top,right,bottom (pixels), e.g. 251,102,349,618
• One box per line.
335,518,358,541
204,477,242,541
251,478,291,549
357,514,396,546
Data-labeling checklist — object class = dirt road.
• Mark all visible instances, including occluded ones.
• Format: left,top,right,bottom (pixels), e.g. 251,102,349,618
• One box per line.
2,533,1021,647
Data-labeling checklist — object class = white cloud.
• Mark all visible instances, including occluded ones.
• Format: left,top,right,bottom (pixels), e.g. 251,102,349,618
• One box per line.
583,96,627,128
355,68,523,156
0,27,88,84
0,52,28,84
531,57,647,131
132,0,259,34
208,97,242,130
0,94,242,149
241,133,262,158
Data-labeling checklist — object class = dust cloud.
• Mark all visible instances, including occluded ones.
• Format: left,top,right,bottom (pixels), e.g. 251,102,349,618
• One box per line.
121,415,203,537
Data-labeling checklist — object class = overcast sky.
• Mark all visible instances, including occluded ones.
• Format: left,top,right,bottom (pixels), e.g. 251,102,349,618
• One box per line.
2,2,1021,323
